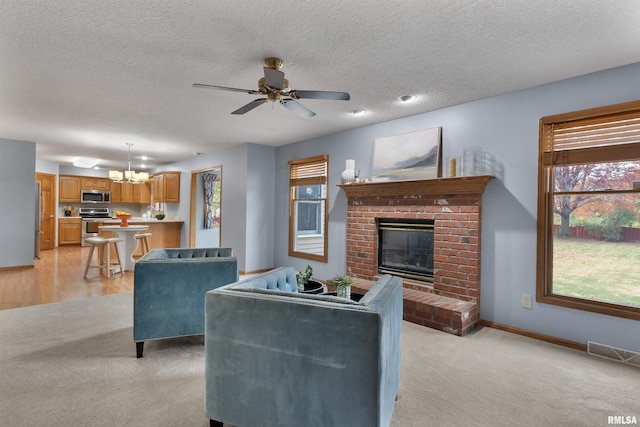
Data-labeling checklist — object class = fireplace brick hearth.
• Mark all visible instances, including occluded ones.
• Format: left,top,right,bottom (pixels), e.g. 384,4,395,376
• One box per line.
340,176,493,336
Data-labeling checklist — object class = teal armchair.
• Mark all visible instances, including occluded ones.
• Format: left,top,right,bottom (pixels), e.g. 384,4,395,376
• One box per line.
133,248,238,358
204,267,403,427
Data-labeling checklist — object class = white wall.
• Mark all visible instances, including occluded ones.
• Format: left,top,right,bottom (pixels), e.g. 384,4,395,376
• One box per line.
0,139,36,268
274,62,640,352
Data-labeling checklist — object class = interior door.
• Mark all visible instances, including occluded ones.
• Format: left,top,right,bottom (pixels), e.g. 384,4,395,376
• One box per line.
35,172,56,250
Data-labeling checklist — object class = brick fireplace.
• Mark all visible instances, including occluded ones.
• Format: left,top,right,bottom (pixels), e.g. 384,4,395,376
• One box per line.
340,176,493,336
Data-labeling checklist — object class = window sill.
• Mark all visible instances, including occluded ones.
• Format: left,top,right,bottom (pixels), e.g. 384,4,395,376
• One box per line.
538,293,640,321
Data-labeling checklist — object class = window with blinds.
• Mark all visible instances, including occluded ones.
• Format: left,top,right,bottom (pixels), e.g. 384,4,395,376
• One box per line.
540,100,640,166
289,155,329,262
537,100,640,320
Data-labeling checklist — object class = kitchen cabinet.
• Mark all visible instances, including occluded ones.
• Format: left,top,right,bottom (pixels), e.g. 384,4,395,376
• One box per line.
110,181,151,204
58,218,82,245
131,221,183,257
60,175,110,202
137,182,151,204
121,182,135,203
152,172,180,203
59,176,81,202
152,175,163,202
81,177,110,190
110,181,122,203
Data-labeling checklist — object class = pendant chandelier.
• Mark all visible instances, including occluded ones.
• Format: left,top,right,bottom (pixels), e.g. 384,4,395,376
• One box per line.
109,143,149,184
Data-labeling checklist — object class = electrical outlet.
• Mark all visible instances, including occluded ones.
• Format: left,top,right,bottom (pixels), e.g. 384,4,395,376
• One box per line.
521,294,532,309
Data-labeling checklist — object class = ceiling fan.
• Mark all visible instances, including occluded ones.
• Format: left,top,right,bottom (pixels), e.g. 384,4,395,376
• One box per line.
193,57,350,118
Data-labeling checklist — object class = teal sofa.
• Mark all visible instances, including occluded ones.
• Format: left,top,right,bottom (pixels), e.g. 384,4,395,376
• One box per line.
204,267,403,427
133,248,238,358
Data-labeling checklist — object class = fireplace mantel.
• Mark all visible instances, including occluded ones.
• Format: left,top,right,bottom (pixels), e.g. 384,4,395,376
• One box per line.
341,174,494,336
339,175,493,198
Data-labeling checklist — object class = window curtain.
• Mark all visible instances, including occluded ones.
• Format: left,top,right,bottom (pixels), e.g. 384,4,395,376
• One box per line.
202,173,217,229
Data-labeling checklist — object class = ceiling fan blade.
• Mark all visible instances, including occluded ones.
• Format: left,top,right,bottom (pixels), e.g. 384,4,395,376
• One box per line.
291,90,350,101
263,67,285,90
193,83,261,95
281,99,316,118
231,99,268,115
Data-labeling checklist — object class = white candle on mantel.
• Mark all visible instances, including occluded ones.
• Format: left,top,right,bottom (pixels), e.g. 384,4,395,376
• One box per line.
346,159,355,171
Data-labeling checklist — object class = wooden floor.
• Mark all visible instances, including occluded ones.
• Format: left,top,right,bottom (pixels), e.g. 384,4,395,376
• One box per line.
0,246,134,310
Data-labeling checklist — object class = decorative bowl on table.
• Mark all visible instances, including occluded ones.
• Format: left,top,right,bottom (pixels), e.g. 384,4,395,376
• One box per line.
116,213,132,227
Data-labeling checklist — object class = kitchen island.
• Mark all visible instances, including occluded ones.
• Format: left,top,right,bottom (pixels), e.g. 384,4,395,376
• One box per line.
99,218,184,257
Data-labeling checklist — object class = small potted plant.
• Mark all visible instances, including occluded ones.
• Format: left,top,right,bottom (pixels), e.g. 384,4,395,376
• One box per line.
333,272,354,299
155,211,165,220
296,265,324,294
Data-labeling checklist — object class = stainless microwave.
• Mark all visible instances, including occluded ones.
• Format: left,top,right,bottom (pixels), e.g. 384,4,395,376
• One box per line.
81,190,111,203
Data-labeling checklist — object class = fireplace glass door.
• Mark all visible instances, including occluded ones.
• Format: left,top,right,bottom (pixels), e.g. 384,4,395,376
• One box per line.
378,219,434,282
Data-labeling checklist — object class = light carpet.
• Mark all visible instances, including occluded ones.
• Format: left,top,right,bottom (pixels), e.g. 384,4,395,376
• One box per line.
0,293,638,427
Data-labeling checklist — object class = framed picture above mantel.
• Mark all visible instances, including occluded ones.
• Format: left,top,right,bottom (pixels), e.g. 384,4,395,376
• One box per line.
371,127,442,182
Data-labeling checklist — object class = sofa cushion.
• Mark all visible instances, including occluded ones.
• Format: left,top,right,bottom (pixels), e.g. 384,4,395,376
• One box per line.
205,248,232,257
227,266,298,293
140,249,169,260
233,287,362,306
139,248,234,260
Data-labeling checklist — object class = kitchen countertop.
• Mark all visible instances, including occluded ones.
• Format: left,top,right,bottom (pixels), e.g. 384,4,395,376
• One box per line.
102,217,184,224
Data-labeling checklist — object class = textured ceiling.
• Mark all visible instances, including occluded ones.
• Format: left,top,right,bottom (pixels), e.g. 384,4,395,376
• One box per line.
1,0,639,170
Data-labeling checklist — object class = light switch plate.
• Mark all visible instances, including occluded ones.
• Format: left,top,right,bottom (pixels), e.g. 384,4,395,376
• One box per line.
521,294,533,309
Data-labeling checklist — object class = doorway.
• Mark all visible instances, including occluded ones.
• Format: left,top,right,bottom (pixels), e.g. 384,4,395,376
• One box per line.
35,172,56,251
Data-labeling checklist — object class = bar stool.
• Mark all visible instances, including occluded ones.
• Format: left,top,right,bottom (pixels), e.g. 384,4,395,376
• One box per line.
135,233,152,256
83,237,125,279
105,237,125,277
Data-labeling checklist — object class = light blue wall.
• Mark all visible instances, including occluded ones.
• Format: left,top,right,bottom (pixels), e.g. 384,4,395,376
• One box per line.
245,143,276,271
165,143,276,273
35,159,59,175
59,166,109,177
162,145,247,268
0,139,36,268
274,62,640,352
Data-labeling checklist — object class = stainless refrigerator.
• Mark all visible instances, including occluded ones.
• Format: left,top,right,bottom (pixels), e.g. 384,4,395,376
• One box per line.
35,182,42,259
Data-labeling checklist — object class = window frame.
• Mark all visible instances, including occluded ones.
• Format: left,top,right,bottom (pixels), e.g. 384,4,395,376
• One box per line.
536,100,640,320
288,155,329,262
